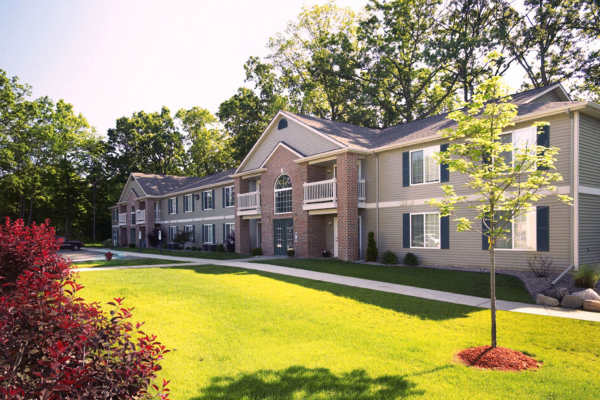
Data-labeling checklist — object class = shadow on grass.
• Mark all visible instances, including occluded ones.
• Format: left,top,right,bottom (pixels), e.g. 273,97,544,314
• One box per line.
171,265,478,321
191,365,425,400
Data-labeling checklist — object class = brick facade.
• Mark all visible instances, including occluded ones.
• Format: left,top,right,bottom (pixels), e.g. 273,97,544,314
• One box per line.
234,177,251,254
336,152,359,261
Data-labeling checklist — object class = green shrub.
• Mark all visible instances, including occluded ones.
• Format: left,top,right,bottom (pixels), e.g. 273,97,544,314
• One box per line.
251,248,263,256
102,238,113,248
573,264,600,288
287,248,295,257
129,243,136,249
216,244,225,252
366,232,378,261
404,252,419,266
381,250,398,265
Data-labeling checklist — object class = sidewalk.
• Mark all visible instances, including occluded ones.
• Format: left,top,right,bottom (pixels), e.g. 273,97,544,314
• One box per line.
82,248,600,323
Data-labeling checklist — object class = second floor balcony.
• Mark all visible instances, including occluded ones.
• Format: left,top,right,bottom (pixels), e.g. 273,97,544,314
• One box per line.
238,191,260,215
303,178,337,210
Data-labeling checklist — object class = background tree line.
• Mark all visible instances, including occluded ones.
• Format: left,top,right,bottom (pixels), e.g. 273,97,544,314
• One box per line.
1,0,598,241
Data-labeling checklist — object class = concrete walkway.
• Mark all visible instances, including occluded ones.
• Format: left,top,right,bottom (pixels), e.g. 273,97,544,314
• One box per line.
82,248,600,323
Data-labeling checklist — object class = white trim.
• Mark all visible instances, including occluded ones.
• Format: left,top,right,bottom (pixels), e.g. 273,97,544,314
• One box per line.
274,174,293,214
241,214,262,220
235,110,344,174
238,209,261,217
260,142,304,168
224,185,235,208
409,212,441,249
579,185,600,196
307,208,337,215
230,168,267,179
522,83,571,104
303,202,337,211
573,111,580,267
156,215,234,224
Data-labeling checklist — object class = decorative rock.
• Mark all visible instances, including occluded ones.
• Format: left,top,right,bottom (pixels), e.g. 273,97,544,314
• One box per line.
543,286,569,300
561,294,584,309
572,288,600,302
583,300,600,312
536,294,559,307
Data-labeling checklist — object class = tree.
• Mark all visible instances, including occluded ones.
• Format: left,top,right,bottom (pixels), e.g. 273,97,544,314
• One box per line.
175,107,235,176
429,76,571,348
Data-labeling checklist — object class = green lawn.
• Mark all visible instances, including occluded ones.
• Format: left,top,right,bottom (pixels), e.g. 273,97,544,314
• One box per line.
76,265,599,399
73,258,184,268
256,258,533,303
113,247,246,260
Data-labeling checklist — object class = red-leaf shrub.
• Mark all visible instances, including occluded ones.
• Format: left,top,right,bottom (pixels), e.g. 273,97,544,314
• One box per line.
0,218,170,399
105,251,113,261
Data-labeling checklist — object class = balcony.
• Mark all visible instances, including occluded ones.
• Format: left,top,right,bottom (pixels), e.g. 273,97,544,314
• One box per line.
358,179,366,202
136,209,146,224
303,178,337,210
238,191,260,216
118,213,127,225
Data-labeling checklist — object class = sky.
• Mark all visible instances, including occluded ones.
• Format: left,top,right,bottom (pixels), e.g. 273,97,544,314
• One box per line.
0,0,368,135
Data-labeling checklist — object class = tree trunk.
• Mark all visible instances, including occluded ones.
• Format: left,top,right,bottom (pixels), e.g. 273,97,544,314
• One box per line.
489,245,497,348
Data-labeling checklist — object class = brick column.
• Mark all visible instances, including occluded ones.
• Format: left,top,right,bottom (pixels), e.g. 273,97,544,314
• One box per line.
234,177,251,254
336,152,359,261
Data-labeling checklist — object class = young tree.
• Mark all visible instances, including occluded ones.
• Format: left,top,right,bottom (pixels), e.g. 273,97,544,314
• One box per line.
429,76,571,348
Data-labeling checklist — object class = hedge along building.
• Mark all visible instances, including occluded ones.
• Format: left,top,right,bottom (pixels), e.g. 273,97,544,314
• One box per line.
109,169,236,249
231,83,600,271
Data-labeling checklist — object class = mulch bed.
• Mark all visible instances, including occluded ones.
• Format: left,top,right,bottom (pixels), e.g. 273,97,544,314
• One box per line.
457,346,540,371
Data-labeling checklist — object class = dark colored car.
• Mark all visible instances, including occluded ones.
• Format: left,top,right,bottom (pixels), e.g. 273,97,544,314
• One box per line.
58,237,84,251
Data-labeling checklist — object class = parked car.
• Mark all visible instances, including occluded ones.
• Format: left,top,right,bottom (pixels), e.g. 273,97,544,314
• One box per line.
57,237,84,251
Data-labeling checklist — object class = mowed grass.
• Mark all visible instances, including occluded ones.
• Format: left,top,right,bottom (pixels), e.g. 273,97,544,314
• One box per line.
257,258,533,303
76,265,599,399
113,247,246,260
73,258,184,268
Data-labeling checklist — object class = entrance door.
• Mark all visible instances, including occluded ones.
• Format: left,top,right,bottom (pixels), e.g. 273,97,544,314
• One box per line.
333,216,339,257
274,219,293,256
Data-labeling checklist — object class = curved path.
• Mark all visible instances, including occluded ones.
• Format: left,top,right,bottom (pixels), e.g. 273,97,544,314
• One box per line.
81,248,600,323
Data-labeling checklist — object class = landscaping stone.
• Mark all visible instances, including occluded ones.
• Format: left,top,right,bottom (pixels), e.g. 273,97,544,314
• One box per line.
543,286,569,300
583,300,600,313
561,294,584,309
536,294,560,307
571,288,600,302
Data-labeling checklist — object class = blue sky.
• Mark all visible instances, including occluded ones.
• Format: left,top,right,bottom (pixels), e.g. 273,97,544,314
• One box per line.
0,0,367,135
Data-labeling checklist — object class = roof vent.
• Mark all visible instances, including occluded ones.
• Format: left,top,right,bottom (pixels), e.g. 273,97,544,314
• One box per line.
277,118,288,130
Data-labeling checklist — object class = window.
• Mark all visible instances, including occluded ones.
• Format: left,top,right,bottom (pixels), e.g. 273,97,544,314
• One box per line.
410,146,440,185
224,223,235,241
223,186,235,208
495,208,537,250
154,202,160,220
202,224,215,244
411,213,440,248
183,193,193,213
168,226,177,241
112,209,118,223
130,206,136,224
500,127,537,168
184,225,195,242
202,190,214,210
277,118,288,130
274,174,292,214
168,197,176,214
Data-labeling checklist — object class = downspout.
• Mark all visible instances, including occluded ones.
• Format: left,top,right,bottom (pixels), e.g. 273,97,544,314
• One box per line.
376,154,380,244
573,111,580,270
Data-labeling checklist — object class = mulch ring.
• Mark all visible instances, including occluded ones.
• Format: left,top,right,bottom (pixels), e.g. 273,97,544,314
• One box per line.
457,346,541,371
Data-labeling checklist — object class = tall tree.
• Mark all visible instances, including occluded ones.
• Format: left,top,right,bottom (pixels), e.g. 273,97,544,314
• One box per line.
430,77,571,347
175,107,235,176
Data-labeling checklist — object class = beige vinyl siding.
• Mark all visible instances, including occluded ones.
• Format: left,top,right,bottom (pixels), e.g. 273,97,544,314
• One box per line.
241,116,341,172
533,91,563,103
579,194,600,265
579,113,600,187
155,184,235,224
370,196,571,271
118,177,146,202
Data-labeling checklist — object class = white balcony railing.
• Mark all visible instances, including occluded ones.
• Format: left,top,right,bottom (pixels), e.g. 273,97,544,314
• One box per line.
136,209,146,224
118,213,127,225
238,191,260,210
358,179,366,201
304,178,336,204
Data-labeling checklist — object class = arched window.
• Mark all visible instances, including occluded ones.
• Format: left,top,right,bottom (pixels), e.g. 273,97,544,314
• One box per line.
277,118,288,130
274,174,292,213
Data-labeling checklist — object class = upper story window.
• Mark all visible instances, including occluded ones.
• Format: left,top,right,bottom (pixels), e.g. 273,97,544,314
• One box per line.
223,186,235,208
500,127,537,168
168,197,177,214
277,118,288,130
183,193,194,213
410,145,440,185
112,209,118,222
411,212,440,249
274,174,292,214
154,202,160,220
202,190,214,210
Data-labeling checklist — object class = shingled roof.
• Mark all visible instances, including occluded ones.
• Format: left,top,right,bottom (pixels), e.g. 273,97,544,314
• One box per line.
282,83,575,151
132,169,235,197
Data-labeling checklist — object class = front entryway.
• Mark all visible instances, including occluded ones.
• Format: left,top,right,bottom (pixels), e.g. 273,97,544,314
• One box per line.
274,218,293,256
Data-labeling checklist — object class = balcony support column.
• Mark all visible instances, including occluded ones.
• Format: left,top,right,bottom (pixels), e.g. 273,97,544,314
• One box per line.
336,152,359,261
